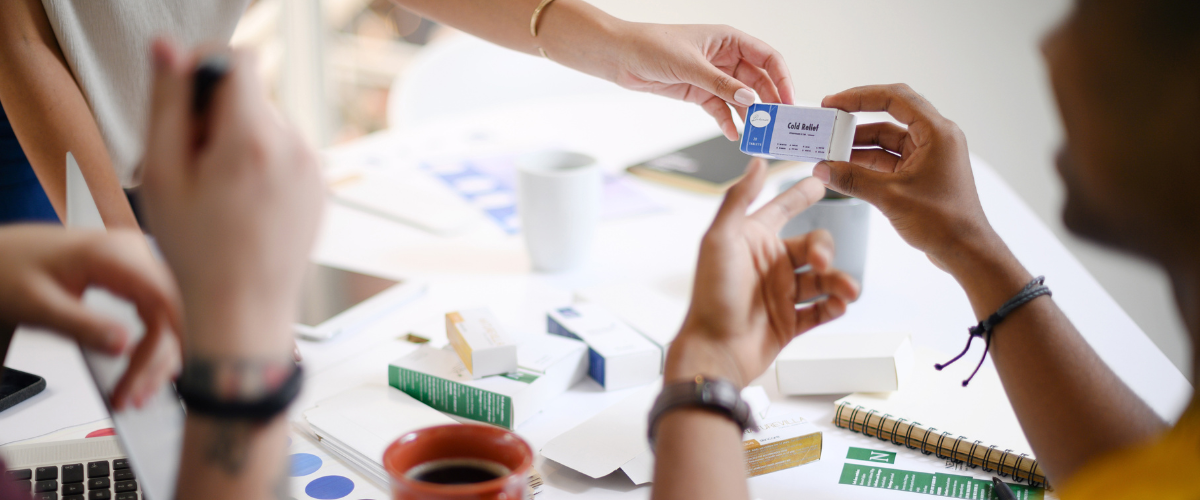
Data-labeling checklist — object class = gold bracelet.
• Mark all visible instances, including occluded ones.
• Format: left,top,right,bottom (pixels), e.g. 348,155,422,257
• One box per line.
529,0,558,37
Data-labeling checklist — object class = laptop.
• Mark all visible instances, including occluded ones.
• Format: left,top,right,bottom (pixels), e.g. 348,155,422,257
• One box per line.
0,153,184,500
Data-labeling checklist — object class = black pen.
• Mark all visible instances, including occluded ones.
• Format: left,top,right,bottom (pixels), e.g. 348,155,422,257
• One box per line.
192,53,231,115
992,477,1017,500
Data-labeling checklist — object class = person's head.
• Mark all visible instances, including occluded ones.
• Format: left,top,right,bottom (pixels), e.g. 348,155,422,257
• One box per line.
1042,0,1200,268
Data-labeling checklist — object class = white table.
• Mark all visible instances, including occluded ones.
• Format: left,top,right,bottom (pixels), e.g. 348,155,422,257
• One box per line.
4,34,1191,500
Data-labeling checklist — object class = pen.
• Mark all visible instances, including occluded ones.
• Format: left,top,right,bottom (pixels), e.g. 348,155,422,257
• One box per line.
992,477,1017,500
192,53,231,115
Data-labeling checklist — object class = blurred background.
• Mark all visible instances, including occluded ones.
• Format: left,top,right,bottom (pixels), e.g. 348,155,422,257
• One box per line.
235,0,1190,380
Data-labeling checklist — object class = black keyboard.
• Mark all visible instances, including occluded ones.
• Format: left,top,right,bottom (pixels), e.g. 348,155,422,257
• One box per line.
6,457,138,500
2,437,139,500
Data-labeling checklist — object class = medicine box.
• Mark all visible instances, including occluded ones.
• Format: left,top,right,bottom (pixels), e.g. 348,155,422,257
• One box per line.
743,414,823,477
775,333,913,395
740,104,857,163
547,304,662,391
389,335,588,429
446,308,517,378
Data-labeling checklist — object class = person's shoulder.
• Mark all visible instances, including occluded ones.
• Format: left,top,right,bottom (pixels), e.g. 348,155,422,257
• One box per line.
1058,415,1200,500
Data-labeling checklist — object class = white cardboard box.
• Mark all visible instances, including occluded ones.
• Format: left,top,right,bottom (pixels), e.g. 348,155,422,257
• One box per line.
389,335,588,429
445,308,517,378
547,304,662,390
775,333,914,395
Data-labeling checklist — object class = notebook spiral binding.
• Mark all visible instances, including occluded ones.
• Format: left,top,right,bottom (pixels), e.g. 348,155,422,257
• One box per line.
833,402,1048,488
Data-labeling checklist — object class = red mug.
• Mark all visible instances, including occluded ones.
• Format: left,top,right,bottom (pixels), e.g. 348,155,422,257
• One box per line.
384,424,533,500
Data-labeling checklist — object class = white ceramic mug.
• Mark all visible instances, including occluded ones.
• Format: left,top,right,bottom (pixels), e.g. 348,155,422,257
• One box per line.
780,184,871,287
516,150,602,272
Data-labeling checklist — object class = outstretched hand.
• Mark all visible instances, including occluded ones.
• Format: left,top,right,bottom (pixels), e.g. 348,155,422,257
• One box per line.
666,159,859,387
612,23,794,141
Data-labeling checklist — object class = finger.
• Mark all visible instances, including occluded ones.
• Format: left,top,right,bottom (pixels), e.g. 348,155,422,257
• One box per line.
730,30,795,105
732,62,782,106
795,269,860,304
812,160,890,202
697,93,739,141
783,229,834,272
27,278,128,354
144,38,193,189
80,232,183,342
853,121,910,155
202,49,269,171
713,158,768,226
684,55,759,108
821,84,942,128
849,148,902,173
794,294,850,333
110,318,179,410
749,176,824,231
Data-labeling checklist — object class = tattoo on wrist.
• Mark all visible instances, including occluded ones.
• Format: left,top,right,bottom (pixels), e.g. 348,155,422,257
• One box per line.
203,419,256,475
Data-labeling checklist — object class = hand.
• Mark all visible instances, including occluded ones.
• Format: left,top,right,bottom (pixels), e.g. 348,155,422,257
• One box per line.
665,159,860,387
0,225,182,409
813,84,1000,273
610,23,794,141
140,40,324,359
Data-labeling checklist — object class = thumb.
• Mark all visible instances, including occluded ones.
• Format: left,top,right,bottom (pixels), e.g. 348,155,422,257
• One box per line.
688,60,757,107
812,161,889,203
29,280,128,355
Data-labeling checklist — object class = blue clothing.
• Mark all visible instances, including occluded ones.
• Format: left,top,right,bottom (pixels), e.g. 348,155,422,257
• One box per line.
0,102,59,225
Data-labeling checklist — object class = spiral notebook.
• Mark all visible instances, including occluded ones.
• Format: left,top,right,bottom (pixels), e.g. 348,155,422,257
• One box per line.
833,348,1048,487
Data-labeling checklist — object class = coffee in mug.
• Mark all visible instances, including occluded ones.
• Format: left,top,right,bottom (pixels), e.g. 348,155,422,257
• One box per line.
406,458,510,485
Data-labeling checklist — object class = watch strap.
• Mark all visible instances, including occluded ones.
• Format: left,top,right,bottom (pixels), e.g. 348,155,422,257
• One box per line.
176,360,303,421
647,375,752,449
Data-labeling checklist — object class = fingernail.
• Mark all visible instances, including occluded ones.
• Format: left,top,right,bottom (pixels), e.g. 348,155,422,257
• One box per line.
734,88,756,106
813,163,831,184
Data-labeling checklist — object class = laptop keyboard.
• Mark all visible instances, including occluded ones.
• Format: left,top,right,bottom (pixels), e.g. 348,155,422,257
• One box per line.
6,457,137,500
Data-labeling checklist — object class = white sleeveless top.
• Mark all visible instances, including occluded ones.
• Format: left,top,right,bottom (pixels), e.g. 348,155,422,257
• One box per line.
40,0,249,187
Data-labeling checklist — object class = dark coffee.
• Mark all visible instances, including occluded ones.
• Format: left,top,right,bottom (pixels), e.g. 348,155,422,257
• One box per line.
406,458,510,485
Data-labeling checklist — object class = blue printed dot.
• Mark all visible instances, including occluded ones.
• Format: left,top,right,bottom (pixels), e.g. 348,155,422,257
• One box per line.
290,453,322,477
305,475,355,499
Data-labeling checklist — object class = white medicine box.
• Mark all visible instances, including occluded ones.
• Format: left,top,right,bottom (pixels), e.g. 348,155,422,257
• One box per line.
547,304,662,391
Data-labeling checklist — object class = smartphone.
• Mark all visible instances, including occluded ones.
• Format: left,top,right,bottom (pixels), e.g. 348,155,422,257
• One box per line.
294,263,426,341
0,367,46,414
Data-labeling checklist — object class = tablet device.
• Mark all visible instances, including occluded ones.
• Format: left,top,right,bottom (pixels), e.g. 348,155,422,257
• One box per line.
294,263,426,341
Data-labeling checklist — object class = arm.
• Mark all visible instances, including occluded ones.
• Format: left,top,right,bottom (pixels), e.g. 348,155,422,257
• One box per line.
814,84,1165,484
392,0,795,141
139,40,324,500
651,161,860,500
0,0,137,228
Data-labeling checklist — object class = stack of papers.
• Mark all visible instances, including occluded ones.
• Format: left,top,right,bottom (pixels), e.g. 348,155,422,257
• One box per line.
303,384,457,487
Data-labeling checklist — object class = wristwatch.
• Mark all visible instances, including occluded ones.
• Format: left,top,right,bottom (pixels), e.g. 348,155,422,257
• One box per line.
647,375,753,449
176,358,303,421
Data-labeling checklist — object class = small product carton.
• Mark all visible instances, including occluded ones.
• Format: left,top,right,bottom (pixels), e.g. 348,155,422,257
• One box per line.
446,308,517,378
547,304,662,391
743,414,823,477
775,333,914,395
388,334,588,429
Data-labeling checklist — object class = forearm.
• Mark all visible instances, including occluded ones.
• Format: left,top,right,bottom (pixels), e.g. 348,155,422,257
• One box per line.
0,0,136,228
176,414,289,500
392,0,625,81
651,336,750,500
943,233,1165,483
651,410,747,500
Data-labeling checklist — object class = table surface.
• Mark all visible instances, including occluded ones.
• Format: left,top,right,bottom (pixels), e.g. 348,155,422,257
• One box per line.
3,34,1192,500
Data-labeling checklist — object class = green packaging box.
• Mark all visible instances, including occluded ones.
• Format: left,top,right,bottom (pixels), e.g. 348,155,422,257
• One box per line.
389,335,588,429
